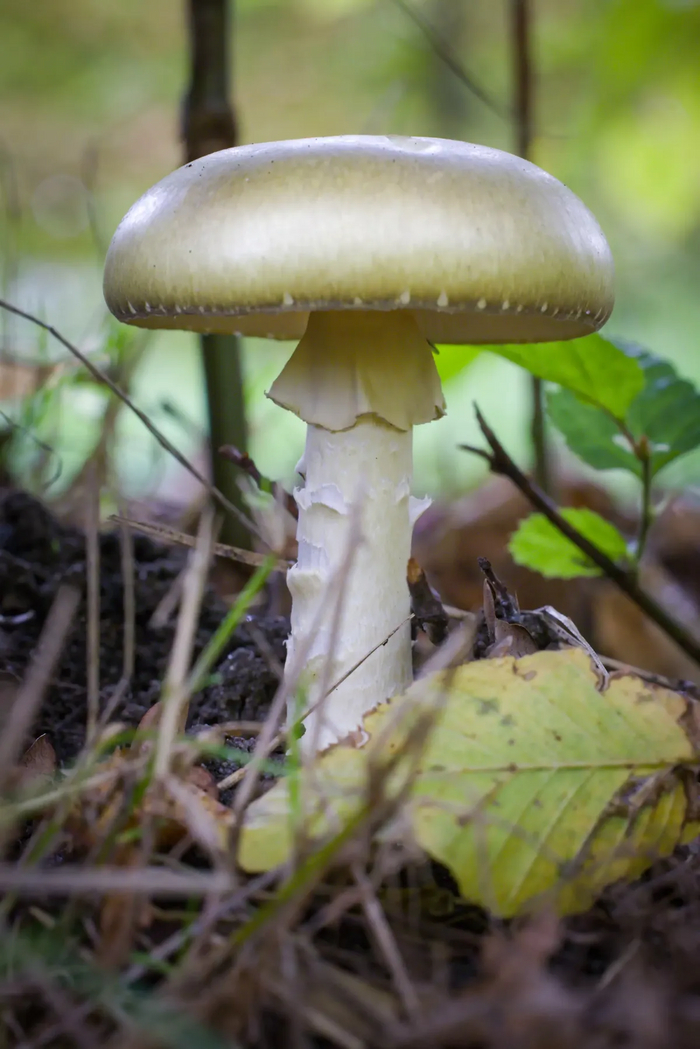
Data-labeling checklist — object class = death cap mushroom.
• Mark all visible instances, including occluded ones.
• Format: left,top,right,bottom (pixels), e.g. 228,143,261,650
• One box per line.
104,134,614,344
104,135,614,752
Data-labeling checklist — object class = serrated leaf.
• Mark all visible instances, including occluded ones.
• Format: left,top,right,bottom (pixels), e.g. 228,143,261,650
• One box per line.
547,387,640,475
548,342,700,478
238,649,700,917
623,347,700,474
488,334,644,419
508,509,629,579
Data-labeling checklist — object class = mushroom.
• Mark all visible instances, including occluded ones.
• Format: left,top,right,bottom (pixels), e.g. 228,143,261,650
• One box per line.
103,135,614,754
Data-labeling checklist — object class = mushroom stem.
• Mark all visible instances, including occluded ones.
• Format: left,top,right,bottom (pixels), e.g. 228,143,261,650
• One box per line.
267,310,445,753
290,417,414,751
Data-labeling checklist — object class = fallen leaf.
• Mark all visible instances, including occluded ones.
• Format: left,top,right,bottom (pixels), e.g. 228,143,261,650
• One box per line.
239,649,700,917
18,735,57,787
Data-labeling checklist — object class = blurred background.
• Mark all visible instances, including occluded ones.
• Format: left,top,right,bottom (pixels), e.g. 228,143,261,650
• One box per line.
2,0,700,509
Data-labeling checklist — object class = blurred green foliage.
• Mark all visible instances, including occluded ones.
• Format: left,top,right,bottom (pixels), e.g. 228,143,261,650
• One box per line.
1,0,700,501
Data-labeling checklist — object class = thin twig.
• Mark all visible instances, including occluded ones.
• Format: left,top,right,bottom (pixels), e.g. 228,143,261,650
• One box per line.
461,406,700,669
85,467,100,743
109,513,289,571
0,297,260,539
391,0,510,121
0,586,80,782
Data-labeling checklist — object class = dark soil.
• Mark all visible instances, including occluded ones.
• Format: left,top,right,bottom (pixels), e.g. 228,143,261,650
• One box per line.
4,489,700,1048
0,489,286,764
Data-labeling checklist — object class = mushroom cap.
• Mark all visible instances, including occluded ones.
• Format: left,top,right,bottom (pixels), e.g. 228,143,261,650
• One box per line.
103,135,614,345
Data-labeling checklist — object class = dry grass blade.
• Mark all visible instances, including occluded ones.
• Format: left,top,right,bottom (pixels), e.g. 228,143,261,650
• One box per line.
99,508,136,725
352,863,420,1021
149,566,186,629
300,955,398,1038
155,507,216,781
33,975,100,1049
0,585,80,783
109,514,290,571
122,869,279,985
0,864,236,895
86,466,101,742
265,976,367,1049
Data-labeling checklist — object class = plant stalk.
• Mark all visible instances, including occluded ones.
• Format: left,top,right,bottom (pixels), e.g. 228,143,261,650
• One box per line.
182,0,250,548
511,0,552,494
635,442,654,568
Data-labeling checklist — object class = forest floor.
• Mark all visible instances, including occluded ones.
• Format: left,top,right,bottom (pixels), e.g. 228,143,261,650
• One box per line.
3,488,700,1049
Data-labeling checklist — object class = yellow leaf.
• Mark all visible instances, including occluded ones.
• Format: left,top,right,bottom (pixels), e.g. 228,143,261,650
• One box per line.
239,649,700,916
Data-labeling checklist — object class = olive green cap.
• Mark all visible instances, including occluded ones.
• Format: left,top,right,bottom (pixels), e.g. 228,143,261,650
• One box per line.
103,135,614,345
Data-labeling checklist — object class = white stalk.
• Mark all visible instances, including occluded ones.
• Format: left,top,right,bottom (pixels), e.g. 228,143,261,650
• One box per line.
289,418,414,751
267,310,445,753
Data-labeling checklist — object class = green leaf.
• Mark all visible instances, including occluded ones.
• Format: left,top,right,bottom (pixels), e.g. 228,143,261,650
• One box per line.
508,509,629,579
239,649,700,917
488,334,644,419
547,388,640,475
548,341,700,479
622,343,700,474
432,343,481,384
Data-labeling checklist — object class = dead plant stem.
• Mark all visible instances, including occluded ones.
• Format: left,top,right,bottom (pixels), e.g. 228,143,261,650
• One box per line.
0,586,80,782
155,508,215,781
85,467,101,743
